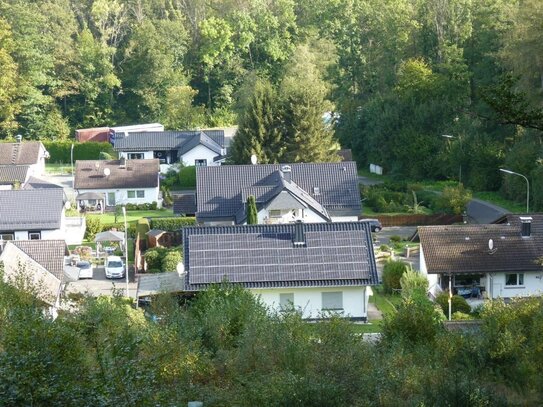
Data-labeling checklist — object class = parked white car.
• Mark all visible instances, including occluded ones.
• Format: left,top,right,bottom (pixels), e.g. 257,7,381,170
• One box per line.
77,261,93,279
105,256,125,279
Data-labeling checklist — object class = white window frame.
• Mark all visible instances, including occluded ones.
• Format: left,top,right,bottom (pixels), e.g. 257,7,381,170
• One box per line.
0,233,14,241
269,210,282,218
279,293,294,311
136,190,145,198
128,153,144,160
505,273,524,287
195,159,207,167
127,190,136,199
321,291,343,311
28,232,41,240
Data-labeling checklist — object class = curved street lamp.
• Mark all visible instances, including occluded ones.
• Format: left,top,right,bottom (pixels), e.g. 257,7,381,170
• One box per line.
442,135,462,183
500,168,530,213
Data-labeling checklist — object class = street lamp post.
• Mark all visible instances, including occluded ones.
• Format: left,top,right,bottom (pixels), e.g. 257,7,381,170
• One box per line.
500,168,530,213
71,143,75,189
122,206,130,298
442,135,462,183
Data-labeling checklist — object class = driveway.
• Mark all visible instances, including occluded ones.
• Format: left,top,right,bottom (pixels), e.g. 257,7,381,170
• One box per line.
373,226,420,277
66,266,138,298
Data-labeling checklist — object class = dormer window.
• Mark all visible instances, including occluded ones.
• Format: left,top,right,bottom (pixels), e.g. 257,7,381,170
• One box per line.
313,187,320,195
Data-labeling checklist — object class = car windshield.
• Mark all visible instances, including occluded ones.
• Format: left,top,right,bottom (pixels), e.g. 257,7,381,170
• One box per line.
77,262,91,269
108,261,123,268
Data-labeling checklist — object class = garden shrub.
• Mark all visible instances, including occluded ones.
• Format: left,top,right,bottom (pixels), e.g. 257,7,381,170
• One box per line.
84,217,102,241
161,186,173,207
452,312,473,320
400,267,428,298
435,184,472,215
124,202,159,211
43,141,115,163
178,166,196,188
435,292,471,315
389,235,402,243
379,244,391,252
150,217,196,231
162,251,182,272
382,259,409,294
144,249,162,270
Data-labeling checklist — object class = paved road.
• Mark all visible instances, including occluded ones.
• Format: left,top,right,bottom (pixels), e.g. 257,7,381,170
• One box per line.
466,198,508,224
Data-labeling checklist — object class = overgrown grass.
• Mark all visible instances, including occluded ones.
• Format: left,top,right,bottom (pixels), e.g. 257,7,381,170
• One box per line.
45,163,73,174
371,285,402,316
473,191,525,213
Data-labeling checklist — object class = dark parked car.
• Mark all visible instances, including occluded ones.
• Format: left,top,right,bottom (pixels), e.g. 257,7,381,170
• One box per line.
360,218,382,232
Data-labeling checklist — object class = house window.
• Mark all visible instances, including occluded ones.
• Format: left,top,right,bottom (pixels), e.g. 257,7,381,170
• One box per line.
128,190,135,198
28,232,41,240
0,233,14,241
505,273,524,287
322,291,343,310
279,293,294,311
269,210,281,218
195,159,207,167
136,190,145,198
128,153,144,160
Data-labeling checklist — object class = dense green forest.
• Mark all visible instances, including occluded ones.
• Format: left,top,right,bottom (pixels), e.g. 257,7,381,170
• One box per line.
2,272,543,405
1,0,542,204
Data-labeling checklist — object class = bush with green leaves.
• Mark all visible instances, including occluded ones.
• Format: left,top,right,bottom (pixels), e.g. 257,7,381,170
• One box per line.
144,249,163,270
84,216,102,240
150,217,196,231
436,184,472,215
43,141,115,163
435,292,471,315
162,251,182,272
382,259,409,294
178,166,196,188
389,235,402,243
400,267,428,298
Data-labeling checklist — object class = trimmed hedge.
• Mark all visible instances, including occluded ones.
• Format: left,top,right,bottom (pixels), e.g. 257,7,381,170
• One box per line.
435,292,471,315
43,141,116,163
150,217,196,231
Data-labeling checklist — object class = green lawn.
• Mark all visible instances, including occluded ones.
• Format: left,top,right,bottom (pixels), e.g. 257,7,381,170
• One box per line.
46,163,73,174
371,285,401,316
88,209,174,225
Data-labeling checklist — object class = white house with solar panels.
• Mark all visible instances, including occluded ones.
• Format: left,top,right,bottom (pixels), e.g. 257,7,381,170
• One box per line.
181,222,379,320
195,162,362,226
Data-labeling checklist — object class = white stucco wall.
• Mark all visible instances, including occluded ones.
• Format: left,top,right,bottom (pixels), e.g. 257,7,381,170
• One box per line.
419,245,440,297
252,286,370,319
257,207,326,225
77,187,160,206
330,216,359,222
181,145,220,167
489,271,543,299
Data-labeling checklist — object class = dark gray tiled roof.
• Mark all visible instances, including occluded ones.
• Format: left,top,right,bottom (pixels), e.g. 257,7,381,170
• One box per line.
11,240,69,281
0,142,44,165
0,189,65,231
23,176,63,189
183,222,378,290
113,130,225,152
196,162,361,222
419,221,543,274
74,159,159,189
0,165,29,185
173,193,197,215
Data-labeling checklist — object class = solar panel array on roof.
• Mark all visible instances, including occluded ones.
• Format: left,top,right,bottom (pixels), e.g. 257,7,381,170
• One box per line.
183,222,378,290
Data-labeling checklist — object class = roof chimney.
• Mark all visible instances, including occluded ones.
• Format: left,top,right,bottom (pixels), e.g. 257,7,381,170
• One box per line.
293,220,306,247
520,216,532,238
281,165,292,183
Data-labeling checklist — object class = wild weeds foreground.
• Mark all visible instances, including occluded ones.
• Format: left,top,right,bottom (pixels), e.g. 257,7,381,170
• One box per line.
0,278,542,406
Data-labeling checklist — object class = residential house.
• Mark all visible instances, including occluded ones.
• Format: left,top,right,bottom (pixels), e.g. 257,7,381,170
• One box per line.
0,165,30,190
182,222,378,320
0,140,49,178
0,189,67,241
113,130,226,166
419,215,543,300
76,123,163,143
0,240,69,306
74,159,160,207
196,162,361,225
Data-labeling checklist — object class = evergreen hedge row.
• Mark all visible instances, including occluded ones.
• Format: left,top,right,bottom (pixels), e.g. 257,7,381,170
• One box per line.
43,141,116,163
150,217,197,231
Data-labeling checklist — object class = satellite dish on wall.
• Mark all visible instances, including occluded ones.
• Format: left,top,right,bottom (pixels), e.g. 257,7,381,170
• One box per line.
103,168,111,177
250,154,257,165
488,239,494,251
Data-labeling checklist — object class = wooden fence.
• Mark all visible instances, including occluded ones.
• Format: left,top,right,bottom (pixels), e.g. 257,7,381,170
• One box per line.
360,213,463,227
